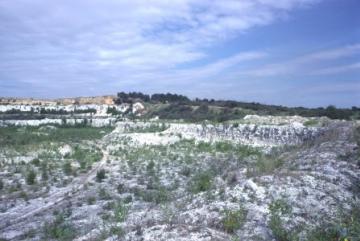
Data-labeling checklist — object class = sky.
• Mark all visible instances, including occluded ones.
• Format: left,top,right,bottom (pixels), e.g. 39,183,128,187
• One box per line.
0,0,359,107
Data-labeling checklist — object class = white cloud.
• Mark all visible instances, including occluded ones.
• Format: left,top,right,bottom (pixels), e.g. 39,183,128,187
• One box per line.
0,0,320,80
242,44,360,77
311,62,360,75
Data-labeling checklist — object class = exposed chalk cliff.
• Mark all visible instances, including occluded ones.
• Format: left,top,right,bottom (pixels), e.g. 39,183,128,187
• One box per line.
0,117,117,127
113,121,323,147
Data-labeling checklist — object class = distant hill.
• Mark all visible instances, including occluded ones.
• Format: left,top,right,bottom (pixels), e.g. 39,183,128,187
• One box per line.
1,92,359,121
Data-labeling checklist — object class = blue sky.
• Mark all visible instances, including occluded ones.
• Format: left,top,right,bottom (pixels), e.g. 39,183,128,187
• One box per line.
0,0,359,107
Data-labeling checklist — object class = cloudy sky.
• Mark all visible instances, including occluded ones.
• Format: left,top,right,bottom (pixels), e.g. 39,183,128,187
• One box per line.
0,0,359,107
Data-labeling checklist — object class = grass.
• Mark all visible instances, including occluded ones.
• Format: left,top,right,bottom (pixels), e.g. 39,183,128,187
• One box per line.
0,126,114,149
247,156,284,177
303,119,319,127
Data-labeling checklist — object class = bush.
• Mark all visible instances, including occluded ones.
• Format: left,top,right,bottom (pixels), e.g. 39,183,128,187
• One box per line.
96,169,106,182
140,187,170,204
247,156,284,177
222,207,248,233
0,179,3,190
41,162,49,181
26,169,36,185
98,187,111,200
43,214,76,241
303,119,319,127
86,196,96,205
268,199,298,241
31,158,40,166
189,171,213,193
114,201,128,222
146,160,155,175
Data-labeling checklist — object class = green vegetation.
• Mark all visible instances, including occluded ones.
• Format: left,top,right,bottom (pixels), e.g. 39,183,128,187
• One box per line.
267,200,360,241
0,126,114,149
189,171,213,194
247,157,284,177
70,145,102,170
96,169,106,182
222,207,248,233
125,123,168,133
31,158,40,166
114,201,128,223
116,91,360,121
86,196,96,205
306,204,360,241
40,162,48,181
43,213,76,241
25,169,36,185
303,119,319,127
268,199,298,241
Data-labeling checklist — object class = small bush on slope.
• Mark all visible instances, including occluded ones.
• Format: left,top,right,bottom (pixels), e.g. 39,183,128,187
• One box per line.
43,214,76,241
222,207,248,233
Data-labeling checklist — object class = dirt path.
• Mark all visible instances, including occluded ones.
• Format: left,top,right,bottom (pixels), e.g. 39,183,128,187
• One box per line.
0,140,111,233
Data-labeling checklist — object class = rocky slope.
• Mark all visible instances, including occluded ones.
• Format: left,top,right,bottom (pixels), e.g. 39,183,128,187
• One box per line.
0,118,359,241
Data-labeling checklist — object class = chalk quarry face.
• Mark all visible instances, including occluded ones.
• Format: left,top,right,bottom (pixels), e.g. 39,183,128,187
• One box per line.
0,115,359,241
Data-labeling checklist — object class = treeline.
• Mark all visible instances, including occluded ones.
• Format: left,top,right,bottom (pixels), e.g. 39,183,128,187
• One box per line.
149,104,245,122
116,91,360,121
115,92,189,104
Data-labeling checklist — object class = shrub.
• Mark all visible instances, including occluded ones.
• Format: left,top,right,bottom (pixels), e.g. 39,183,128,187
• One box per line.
303,119,319,127
222,207,248,233
98,187,111,200
114,201,128,222
86,196,96,205
189,171,213,193
110,225,124,238
215,141,233,152
140,187,170,204
247,157,284,177
180,166,191,176
0,179,3,190
31,158,40,166
268,199,298,241
41,162,48,181
26,169,36,185
96,169,106,182
124,195,133,204
146,160,155,175
43,214,76,241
